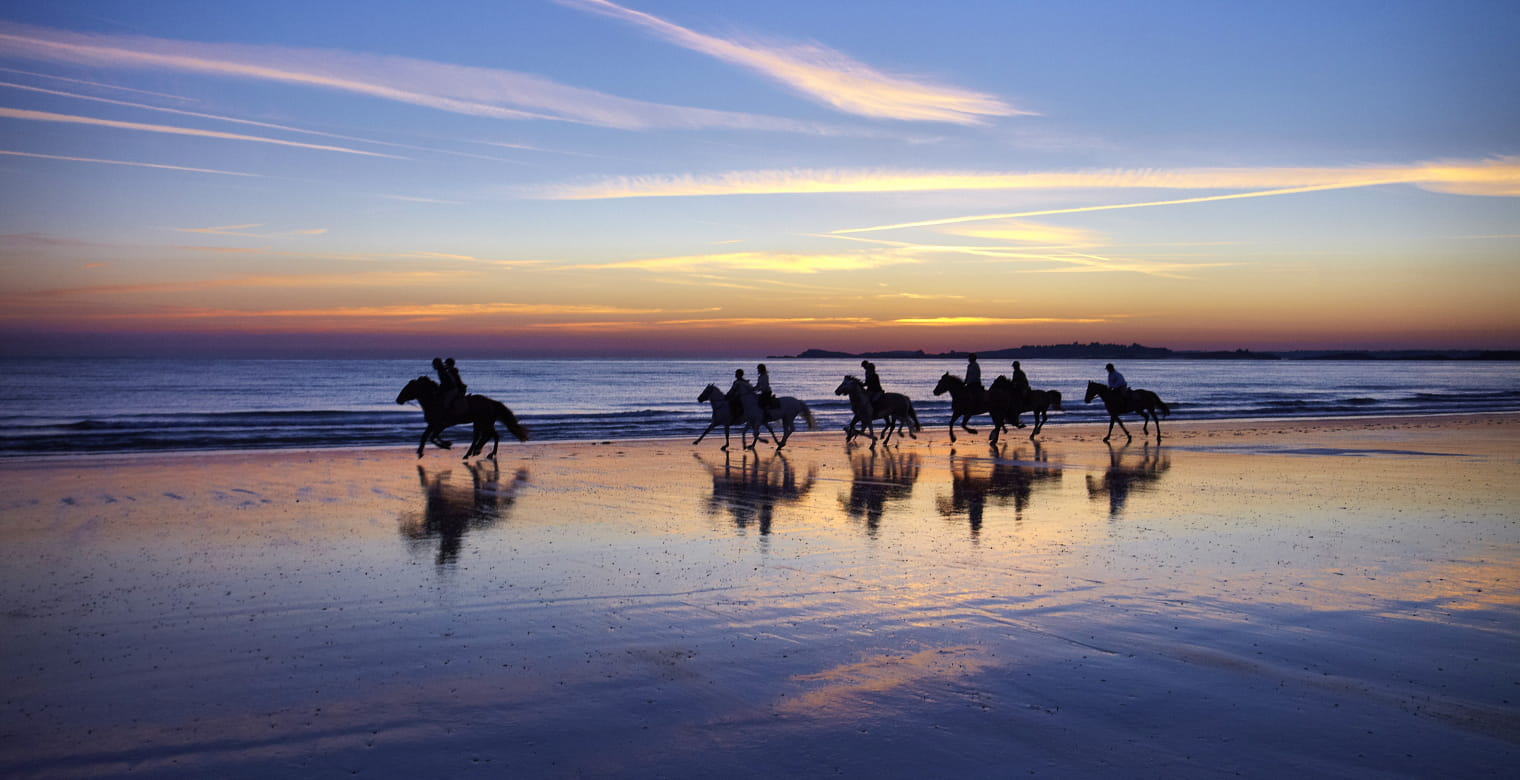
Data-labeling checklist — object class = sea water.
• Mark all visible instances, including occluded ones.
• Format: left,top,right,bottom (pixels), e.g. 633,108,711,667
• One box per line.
2,357,1517,455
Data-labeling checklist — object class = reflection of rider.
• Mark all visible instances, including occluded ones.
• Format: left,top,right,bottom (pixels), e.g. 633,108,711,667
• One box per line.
755,364,778,410
861,360,884,404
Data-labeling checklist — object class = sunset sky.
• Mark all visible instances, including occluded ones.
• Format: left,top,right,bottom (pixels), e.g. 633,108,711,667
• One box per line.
2,0,1517,357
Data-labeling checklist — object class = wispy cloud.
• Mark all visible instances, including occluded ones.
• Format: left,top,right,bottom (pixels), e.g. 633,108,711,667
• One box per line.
535,157,1520,201
558,0,1024,124
0,21,837,134
0,149,257,176
567,249,920,274
0,65,196,101
942,220,1106,245
172,224,326,238
0,107,401,157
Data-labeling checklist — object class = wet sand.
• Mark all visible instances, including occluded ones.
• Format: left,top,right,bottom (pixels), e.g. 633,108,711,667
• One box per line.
3,415,1518,778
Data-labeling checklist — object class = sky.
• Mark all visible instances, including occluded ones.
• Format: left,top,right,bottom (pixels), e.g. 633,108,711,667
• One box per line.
1,0,1517,358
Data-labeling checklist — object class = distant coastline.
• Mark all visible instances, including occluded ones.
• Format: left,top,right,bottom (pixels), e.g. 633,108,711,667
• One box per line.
773,343,1520,361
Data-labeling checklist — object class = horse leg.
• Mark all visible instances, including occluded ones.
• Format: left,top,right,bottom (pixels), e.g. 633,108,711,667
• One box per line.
416,427,433,458
947,413,959,443
1114,415,1132,442
693,421,718,445
721,425,732,451
775,419,792,449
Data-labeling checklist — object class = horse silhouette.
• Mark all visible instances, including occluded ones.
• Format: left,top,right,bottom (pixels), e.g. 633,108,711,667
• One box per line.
695,383,768,450
396,376,528,459
835,376,920,446
988,376,1061,442
1084,381,1169,442
932,372,988,443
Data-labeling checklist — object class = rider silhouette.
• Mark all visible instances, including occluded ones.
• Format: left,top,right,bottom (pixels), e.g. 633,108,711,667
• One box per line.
755,364,779,410
861,360,884,404
1010,360,1030,396
435,357,467,414
726,369,755,419
1105,363,1132,405
965,353,984,408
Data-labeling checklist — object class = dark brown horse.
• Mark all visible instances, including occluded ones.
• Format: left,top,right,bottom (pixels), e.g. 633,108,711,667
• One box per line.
932,372,987,443
1084,381,1169,442
396,376,529,459
988,376,1061,442
835,376,920,446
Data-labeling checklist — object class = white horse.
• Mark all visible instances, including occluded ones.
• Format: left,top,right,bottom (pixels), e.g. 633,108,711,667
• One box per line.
695,384,768,450
759,395,816,449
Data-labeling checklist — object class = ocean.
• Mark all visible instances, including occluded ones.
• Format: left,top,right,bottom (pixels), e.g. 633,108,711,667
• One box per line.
3,357,1518,456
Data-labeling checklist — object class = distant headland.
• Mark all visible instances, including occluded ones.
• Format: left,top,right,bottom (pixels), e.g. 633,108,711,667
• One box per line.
773,343,1520,361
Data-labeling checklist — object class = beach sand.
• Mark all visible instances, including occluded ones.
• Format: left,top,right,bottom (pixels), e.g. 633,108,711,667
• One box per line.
3,415,1517,778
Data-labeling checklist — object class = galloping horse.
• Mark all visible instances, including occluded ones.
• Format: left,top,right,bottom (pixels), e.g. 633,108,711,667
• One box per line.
695,384,768,451
987,376,1061,443
835,376,920,445
761,395,816,449
396,376,529,459
1084,381,1169,443
932,373,988,443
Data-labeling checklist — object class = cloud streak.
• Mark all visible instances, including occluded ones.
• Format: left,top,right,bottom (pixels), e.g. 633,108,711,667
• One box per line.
0,149,257,176
0,21,837,134
0,107,401,158
536,157,1520,201
558,0,1023,124
567,249,921,274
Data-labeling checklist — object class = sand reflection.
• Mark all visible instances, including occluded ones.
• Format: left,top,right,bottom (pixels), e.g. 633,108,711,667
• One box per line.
695,451,817,536
1086,441,1170,518
936,443,1063,537
839,449,921,536
399,461,529,566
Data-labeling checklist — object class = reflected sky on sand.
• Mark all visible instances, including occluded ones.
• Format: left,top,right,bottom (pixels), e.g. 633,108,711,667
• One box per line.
3,423,1518,777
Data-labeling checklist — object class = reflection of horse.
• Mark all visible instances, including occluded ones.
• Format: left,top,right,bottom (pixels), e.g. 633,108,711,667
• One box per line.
839,449,920,536
835,376,920,446
396,376,529,459
987,376,1061,442
695,384,767,450
937,445,1062,536
399,461,529,566
932,373,987,443
1085,441,1169,518
1084,381,1169,442
695,451,816,536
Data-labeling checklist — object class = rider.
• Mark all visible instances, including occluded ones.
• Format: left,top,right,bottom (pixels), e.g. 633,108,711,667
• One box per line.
965,353,984,408
435,357,467,414
755,363,778,411
1010,360,1031,396
1105,363,1132,404
726,368,755,419
861,360,884,404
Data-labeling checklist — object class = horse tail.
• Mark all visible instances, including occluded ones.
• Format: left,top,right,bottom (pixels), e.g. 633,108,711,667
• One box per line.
496,402,530,441
906,401,922,432
1156,396,1170,418
800,402,816,430
1051,390,1063,410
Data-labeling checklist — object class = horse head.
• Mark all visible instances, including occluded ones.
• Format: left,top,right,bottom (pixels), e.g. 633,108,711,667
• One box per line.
834,376,860,396
1084,381,1106,404
397,375,437,405
932,372,961,396
698,384,722,404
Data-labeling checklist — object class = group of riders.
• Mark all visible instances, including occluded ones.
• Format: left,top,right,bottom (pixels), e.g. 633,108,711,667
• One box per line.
422,354,1137,436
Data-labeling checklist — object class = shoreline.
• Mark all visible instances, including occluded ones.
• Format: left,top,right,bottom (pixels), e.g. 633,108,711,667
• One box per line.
4,412,1517,777
3,410,1516,464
